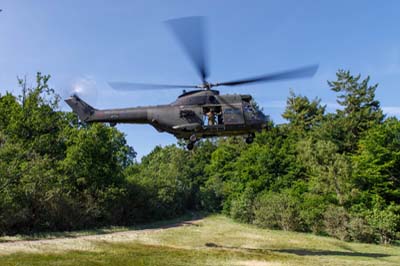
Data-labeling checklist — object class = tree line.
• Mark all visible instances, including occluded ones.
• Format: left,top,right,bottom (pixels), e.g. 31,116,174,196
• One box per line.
0,71,399,244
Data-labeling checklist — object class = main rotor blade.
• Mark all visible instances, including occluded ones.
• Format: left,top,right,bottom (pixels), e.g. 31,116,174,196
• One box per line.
165,16,209,83
108,82,199,91
215,64,319,87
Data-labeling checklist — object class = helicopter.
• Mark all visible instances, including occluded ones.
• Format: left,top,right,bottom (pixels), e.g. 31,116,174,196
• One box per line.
66,16,318,150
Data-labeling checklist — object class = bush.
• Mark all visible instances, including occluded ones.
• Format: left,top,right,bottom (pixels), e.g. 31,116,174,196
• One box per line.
323,205,350,241
253,190,303,231
366,203,399,244
299,193,327,234
348,215,375,243
229,187,255,223
200,176,224,212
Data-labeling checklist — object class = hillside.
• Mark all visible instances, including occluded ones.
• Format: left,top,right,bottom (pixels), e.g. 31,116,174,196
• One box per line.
0,215,399,266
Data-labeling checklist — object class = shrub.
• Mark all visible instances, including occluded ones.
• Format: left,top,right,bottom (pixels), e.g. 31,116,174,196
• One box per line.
253,190,303,231
200,176,224,212
299,193,327,234
323,205,350,241
348,215,375,243
229,187,255,223
366,203,399,244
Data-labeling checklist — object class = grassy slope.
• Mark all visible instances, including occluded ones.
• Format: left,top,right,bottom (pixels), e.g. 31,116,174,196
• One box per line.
0,215,399,266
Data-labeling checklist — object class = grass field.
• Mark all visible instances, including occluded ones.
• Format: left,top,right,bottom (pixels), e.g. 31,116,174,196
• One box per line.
0,214,399,266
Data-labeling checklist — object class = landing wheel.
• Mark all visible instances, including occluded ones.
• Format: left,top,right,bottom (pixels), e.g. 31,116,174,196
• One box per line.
187,134,197,150
245,137,253,144
245,133,255,144
187,142,194,150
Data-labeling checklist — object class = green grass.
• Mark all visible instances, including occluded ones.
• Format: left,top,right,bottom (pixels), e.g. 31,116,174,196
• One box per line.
0,214,399,266
0,242,292,266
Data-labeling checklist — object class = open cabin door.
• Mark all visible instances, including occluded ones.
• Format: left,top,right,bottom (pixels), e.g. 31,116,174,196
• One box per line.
202,105,223,127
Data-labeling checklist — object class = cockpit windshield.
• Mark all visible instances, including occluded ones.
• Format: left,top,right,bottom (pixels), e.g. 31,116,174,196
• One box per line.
243,101,256,114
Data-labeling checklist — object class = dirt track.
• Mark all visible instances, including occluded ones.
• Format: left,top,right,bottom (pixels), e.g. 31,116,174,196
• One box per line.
0,219,202,255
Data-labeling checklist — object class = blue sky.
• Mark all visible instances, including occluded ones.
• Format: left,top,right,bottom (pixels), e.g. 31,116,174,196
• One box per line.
1,0,400,159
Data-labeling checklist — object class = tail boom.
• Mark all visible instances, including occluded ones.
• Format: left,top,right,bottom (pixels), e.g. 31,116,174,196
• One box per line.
65,95,148,124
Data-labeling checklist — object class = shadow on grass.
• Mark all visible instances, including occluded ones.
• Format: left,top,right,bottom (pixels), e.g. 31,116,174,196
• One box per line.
131,212,205,231
0,212,206,243
204,243,390,258
275,248,389,257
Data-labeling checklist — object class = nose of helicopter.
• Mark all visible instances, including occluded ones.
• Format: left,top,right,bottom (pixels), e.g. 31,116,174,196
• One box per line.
257,111,269,129
257,111,268,121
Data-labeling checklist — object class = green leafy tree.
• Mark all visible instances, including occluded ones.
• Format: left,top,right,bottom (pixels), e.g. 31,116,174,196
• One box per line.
0,73,137,233
201,137,246,212
298,139,352,205
61,123,135,191
0,93,19,131
184,140,217,209
352,118,400,203
127,145,192,219
231,128,302,193
282,90,326,134
327,70,384,152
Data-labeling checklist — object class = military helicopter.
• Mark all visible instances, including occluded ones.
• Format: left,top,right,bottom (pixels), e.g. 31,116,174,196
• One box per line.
66,16,318,150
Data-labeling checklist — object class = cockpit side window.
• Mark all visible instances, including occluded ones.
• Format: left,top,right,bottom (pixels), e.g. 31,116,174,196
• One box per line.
244,102,255,113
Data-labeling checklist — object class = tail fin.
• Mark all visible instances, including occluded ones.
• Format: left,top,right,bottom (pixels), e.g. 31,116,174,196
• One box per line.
65,95,96,122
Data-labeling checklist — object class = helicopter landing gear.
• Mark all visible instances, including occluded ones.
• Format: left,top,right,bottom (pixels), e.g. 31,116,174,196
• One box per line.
187,134,197,150
245,133,255,144
187,142,194,150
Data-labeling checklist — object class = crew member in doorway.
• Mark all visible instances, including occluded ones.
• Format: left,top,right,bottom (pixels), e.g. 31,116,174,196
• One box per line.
206,109,216,126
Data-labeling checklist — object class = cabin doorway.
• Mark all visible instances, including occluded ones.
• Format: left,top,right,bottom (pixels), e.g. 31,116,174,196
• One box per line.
203,106,223,126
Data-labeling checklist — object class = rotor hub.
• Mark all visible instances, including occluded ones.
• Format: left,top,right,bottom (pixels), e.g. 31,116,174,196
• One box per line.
198,82,219,90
